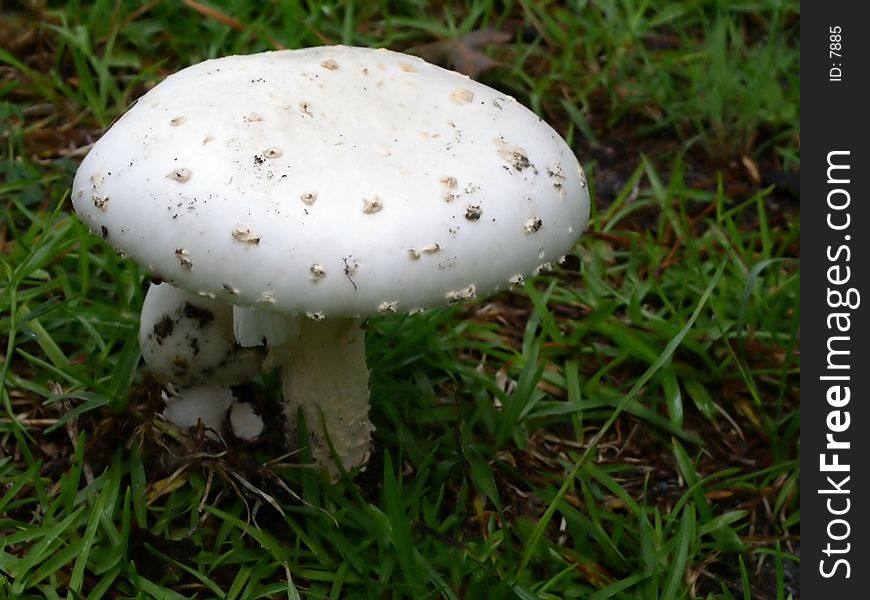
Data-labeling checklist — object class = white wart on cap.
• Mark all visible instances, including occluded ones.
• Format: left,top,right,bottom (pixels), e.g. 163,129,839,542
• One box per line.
71,45,589,317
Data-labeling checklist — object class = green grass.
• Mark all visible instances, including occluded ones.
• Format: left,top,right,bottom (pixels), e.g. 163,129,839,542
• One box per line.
1,1,799,598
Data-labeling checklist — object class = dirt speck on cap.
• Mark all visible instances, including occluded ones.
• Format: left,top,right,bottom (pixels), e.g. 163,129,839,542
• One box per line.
175,248,193,269
547,162,567,197
167,168,192,183
378,301,398,313
465,205,482,221
495,138,532,172
182,302,214,328
534,262,554,275
152,315,174,341
446,284,477,305
524,216,543,233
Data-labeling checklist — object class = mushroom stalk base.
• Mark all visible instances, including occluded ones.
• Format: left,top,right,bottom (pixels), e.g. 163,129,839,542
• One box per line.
277,317,372,480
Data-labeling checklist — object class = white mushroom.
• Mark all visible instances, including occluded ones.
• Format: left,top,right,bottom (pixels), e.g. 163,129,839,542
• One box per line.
139,283,266,433
229,401,265,440
162,384,236,436
72,46,591,480
139,282,265,388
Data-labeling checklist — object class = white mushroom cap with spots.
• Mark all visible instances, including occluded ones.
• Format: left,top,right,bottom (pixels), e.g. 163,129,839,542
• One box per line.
72,46,590,317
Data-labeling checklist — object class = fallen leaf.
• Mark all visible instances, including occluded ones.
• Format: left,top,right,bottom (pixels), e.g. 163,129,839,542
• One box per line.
410,28,512,79
147,470,189,504
182,0,247,31
741,155,761,184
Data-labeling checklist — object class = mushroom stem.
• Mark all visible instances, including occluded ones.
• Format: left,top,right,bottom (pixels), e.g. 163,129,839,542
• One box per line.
272,316,372,480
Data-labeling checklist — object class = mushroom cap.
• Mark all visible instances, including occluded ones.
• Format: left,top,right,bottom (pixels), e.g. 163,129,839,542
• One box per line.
139,282,264,386
73,46,590,317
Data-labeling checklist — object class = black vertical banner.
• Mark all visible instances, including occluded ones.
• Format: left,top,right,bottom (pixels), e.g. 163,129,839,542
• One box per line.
801,2,870,596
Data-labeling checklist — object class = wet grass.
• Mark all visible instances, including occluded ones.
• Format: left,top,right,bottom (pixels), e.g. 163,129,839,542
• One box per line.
1,1,799,598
